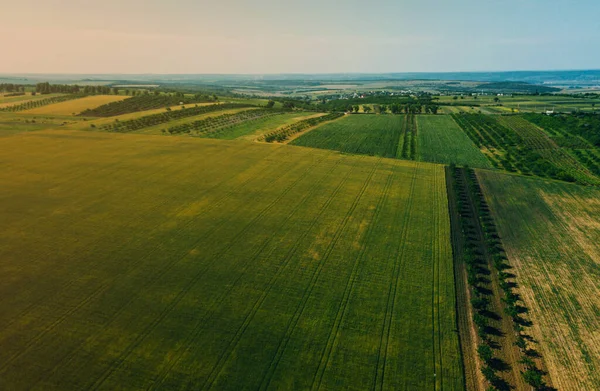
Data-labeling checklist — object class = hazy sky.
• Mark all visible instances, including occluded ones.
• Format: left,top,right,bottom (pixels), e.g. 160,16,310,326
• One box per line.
2,0,599,74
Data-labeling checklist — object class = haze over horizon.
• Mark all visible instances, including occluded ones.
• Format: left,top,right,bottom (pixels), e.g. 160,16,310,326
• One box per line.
3,0,599,74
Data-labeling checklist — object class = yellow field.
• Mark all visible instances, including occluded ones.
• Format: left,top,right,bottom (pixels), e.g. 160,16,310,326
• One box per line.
0,93,64,109
21,95,129,115
479,171,600,390
0,130,463,390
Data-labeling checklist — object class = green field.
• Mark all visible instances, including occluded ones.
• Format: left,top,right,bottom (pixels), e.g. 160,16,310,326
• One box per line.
478,171,600,391
416,115,492,168
290,115,403,158
203,111,319,140
0,130,463,390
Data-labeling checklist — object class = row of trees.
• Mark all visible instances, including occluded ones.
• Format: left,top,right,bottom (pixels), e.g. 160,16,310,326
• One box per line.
81,94,216,117
0,83,26,93
0,94,82,112
100,103,252,133
351,104,439,114
452,166,550,391
163,108,285,136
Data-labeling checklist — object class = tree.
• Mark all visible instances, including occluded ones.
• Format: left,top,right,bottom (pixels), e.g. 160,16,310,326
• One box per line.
473,313,488,329
522,369,544,389
353,105,360,113
378,104,387,114
519,356,535,369
363,105,372,113
494,97,500,103
514,335,527,351
471,296,489,311
266,100,275,108
481,366,499,384
477,344,494,364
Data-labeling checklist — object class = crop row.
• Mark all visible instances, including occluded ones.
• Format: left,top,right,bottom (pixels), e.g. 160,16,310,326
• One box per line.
262,113,344,142
2,92,25,97
164,109,287,136
451,166,551,390
571,149,600,177
0,94,84,112
100,103,253,133
81,94,214,117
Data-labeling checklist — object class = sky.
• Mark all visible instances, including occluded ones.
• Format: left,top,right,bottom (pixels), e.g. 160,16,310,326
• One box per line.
1,0,599,74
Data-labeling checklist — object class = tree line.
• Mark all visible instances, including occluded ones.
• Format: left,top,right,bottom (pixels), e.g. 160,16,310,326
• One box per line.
99,103,253,133
81,93,217,117
451,166,553,391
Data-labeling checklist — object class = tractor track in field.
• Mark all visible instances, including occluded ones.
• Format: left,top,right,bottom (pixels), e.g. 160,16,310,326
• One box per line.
0,146,287,375
431,167,442,391
86,152,333,390
255,158,382,391
372,162,419,391
34,154,333,390
0,142,243,331
309,170,395,391
146,155,351,390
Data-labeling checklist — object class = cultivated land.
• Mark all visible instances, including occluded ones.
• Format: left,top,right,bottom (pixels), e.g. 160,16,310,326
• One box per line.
0,130,463,390
478,171,600,391
417,115,492,168
0,93,65,109
21,95,129,115
203,111,319,140
2,78,600,391
291,115,403,158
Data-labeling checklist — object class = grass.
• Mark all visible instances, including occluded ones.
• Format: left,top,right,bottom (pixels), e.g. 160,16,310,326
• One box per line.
291,114,404,159
417,115,493,168
0,130,463,390
478,170,600,391
21,95,129,115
